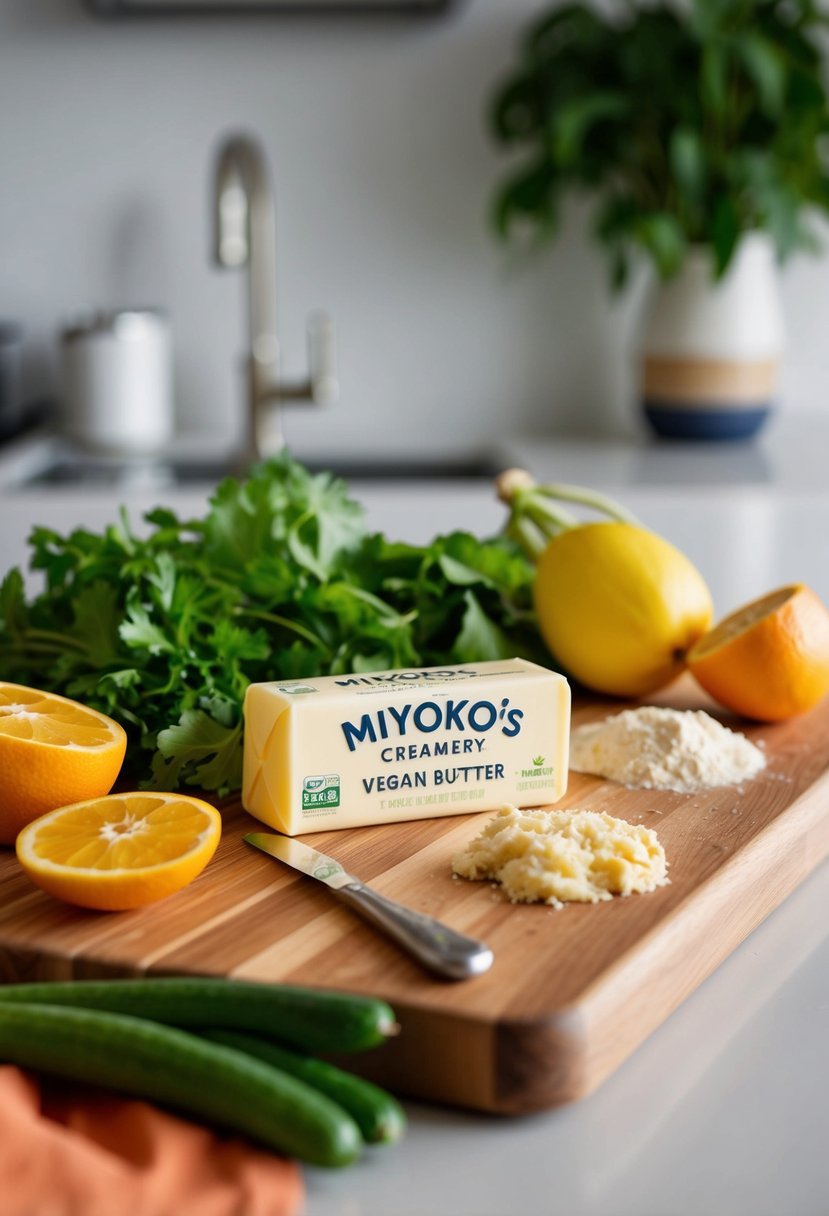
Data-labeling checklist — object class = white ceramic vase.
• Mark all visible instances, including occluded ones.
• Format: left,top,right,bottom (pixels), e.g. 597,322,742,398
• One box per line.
639,232,785,440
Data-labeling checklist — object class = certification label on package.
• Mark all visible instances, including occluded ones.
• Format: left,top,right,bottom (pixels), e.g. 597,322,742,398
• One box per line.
302,774,341,811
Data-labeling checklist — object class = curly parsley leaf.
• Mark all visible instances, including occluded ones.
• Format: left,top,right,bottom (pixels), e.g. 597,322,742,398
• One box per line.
452,590,517,663
153,710,243,791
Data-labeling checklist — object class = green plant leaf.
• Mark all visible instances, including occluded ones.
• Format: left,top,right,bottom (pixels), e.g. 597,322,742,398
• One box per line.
691,0,727,40
738,32,786,116
635,212,687,278
146,552,178,613
0,568,26,636
760,183,804,257
711,194,742,276
436,533,532,596
701,42,729,117
70,582,122,668
119,592,175,656
290,471,366,580
451,591,515,664
669,127,706,204
154,710,242,792
550,93,629,166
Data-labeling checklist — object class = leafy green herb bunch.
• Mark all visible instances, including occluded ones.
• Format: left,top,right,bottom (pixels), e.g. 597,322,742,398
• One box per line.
490,0,829,286
0,457,541,794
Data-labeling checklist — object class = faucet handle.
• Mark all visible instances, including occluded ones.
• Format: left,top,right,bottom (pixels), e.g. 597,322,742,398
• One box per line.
263,311,338,410
307,311,338,407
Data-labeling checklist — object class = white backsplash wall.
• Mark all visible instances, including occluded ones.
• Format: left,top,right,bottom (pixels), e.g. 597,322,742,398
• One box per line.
0,0,826,459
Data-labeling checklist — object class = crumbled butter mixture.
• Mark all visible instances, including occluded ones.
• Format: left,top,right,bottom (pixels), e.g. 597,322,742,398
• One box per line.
570,706,766,794
451,805,668,908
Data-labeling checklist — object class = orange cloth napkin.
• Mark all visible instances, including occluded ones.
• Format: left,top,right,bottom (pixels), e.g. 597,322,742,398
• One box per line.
0,1065,305,1216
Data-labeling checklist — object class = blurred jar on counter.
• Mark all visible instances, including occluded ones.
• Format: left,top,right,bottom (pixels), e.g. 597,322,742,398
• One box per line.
60,309,174,454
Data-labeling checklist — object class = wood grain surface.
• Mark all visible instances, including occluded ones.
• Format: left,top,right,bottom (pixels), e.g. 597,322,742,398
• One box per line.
0,677,827,1114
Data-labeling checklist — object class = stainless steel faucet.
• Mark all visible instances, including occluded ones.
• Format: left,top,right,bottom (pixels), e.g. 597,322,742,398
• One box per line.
212,133,337,462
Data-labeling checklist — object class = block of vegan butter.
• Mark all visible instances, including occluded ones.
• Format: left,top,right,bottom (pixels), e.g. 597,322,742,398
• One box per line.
242,658,570,835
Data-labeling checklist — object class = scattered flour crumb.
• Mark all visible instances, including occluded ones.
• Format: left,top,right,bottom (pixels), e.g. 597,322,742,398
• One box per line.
451,805,669,908
570,706,766,794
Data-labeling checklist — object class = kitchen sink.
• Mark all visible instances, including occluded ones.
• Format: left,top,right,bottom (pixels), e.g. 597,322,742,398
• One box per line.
10,448,504,491
0,437,509,575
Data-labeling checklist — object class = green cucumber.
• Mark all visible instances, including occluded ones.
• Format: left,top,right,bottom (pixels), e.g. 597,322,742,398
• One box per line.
0,978,396,1054
0,1002,362,1167
205,1029,406,1145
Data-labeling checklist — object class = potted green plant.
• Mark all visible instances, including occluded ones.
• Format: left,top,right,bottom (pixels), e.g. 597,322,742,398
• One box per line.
489,0,829,439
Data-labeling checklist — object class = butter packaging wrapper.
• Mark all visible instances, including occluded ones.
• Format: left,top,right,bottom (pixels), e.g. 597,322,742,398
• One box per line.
242,658,570,835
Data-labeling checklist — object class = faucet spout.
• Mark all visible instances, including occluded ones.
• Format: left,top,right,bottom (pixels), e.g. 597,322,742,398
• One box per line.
211,132,336,464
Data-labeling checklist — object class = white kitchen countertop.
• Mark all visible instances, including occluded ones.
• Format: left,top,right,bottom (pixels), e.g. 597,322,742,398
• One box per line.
0,416,827,1216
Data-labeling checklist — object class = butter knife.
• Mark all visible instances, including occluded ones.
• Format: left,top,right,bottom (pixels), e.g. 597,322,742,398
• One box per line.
243,832,493,981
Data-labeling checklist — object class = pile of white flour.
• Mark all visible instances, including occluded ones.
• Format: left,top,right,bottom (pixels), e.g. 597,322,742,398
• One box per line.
570,706,766,793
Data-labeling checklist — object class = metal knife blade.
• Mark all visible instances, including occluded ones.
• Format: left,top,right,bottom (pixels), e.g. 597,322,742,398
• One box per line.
243,831,493,981
244,832,355,890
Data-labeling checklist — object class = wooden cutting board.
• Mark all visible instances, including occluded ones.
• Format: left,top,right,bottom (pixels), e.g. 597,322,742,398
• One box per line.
0,678,827,1115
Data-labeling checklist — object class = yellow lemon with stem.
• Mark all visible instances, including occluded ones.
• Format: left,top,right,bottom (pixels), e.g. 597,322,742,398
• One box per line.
534,521,714,697
495,471,714,698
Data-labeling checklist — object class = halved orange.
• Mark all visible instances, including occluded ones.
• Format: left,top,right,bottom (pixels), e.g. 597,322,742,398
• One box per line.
687,584,829,721
0,683,127,844
16,792,222,911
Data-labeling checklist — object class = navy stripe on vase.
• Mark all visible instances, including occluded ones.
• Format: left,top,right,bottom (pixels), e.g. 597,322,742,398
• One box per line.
643,401,772,441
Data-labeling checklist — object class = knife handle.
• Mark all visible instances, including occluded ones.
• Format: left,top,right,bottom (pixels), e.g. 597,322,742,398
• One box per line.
334,882,493,981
